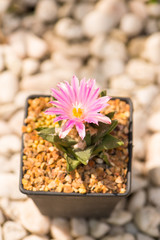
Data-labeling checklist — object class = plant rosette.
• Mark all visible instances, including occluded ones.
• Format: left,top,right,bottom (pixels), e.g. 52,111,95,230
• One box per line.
20,76,133,217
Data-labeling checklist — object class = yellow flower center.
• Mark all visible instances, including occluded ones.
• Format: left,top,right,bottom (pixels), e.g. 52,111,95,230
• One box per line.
72,107,83,118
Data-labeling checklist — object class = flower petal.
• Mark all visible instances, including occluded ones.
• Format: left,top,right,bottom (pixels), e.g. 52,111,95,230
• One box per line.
59,120,75,138
93,113,111,124
75,122,85,140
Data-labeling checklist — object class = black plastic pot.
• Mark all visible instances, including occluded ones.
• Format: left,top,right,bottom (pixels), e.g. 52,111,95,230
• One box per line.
20,95,133,217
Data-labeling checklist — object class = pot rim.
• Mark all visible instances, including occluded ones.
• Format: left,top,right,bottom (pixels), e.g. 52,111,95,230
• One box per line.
19,94,133,197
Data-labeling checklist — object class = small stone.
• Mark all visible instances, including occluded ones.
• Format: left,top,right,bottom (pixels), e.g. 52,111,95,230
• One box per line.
51,218,72,240
148,187,160,207
134,206,160,237
136,233,154,240
126,59,156,85
40,60,55,72
120,13,143,37
89,219,110,238
22,58,39,76
125,222,138,235
35,0,57,23
0,47,4,72
147,111,160,132
109,226,124,236
131,176,148,193
0,104,17,121
110,74,136,90
90,36,127,61
55,18,83,40
128,37,146,58
0,209,5,224
135,85,158,107
4,153,20,174
0,71,19,103
147,3,160,17
71,218,88,237
101,59,125,79
4,45,22,76
76,237,95,240
149,167,160,186
145,19,158,35
23,235,49,240
73,3,94,21
20,69,73,91
0,134,20,155
14,90,43,108
9,110,24,136
129,1,148,19
2,221,27,240
26,33,48,59
107,210,132,226
19,199,50,235
9,31,27,59
141,33,160,64
0,0,11,14
101,233,135,240
133,111,147,139
0,174,26,200
128,190,146,213
146,133,160,171
133,138,145,160
0,120,11,136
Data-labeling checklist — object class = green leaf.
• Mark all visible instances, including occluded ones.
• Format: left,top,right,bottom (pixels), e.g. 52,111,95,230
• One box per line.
36,127,55,144
64,154,81,173
84,131,91,146
106,111,116,119
93,120,118,143
99,152,110,165
36,127,55,134
75,146,93,165
54,135,77,147
93,134,124,155
99,90,107,97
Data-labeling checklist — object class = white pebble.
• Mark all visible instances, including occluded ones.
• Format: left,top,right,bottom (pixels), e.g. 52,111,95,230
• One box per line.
89,219,110,238
51,218,72,240
2,221,27,240
71,218,88,237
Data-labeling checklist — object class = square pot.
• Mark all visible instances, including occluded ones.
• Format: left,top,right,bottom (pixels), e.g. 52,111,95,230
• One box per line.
20,95,133,217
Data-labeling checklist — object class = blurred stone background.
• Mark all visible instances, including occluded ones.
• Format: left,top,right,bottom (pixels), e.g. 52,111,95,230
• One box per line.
0,0,160,239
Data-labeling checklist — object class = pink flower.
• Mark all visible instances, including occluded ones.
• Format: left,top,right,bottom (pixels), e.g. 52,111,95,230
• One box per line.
45,76,111,140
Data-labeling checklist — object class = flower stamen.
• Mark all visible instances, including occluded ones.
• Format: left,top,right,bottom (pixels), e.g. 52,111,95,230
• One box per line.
72,107,83,118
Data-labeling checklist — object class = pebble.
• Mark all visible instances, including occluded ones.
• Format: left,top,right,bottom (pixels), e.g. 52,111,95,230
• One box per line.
120,13,143,37
0,0,11,14
2,221,27,240
135,85,159,107
136,233,154,240
14,90,43,108
82,0,126,37
101,233,135,240
146,133,160,170
89,219,110,238
19,199,50,235
145,19,158,35
51,218,72,240
128,37,146,58
22,58,39,76
133,138,145,160
147,111,160,132
73,3,94,21
148,167,160,186
9,110,24,136
128,190,146,213
0,226,2,240
131,176,148,193
129,1,148,20
0,120,11,136
71,218,88,237
124,222,138,235
126,59,156,85
101,59,125,79
0,71,18,103
109,226,124,236
0,174,26,200
0,48,4,72
148,187,160,207
141,33,160,64
9,31,27,58
134,206,160,237
0,104,17,121
76,237,95,240
40,60,55,72
147,3,160,18
110,74,135,90
55,18,83,40
4,153,20,174
90,36,127,61
23,235,49,240
133,110,147,139
20,69,73,91
4,45,22,76
35,0,57,23
0,209,5,225
0,134,20,155
107,210,132,226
